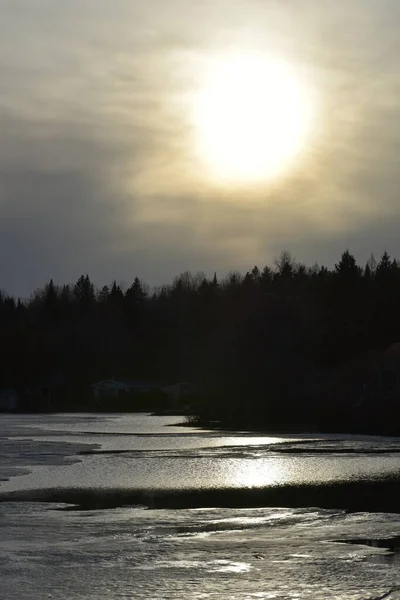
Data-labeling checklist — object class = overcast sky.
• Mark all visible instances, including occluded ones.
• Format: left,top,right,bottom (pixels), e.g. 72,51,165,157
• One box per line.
1,0,400,297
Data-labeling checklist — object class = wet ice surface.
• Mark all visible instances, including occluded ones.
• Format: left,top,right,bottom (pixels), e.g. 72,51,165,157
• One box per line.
2,414,400,494
1,414,400,599
0,415,100,483
2,503,400,600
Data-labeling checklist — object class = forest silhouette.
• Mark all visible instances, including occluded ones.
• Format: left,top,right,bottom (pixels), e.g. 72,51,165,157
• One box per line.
2,250,400,434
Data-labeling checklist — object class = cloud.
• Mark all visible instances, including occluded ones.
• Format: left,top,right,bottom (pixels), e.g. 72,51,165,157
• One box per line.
2,1,400,295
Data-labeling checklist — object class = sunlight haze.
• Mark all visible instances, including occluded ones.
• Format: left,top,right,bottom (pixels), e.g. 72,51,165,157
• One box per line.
192,53,318,184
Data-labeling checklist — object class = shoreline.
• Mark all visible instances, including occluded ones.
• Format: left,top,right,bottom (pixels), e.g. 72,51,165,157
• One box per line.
175,415,400,439
2,477,400,513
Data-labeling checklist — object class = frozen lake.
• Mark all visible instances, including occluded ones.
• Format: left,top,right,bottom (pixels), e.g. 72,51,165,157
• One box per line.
1,413,400,599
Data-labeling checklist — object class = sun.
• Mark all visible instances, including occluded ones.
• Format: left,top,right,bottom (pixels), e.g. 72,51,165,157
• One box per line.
192,53,316,184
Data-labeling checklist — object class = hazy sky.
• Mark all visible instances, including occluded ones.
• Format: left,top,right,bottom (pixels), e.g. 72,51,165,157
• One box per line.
1,0,400,296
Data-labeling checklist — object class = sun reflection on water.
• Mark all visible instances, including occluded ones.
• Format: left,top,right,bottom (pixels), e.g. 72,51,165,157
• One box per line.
228,458,290,488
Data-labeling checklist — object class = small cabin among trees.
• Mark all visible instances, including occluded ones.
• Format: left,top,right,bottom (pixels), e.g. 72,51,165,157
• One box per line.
91,379,161,398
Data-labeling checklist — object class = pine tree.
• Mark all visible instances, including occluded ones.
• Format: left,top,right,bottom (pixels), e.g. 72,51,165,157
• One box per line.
73,275,95,312
126,277,147,307
376,251,393,282
335,250,361,280
42,279,59,320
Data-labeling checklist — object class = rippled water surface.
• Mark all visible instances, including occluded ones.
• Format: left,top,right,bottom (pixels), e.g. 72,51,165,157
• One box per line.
1,413,400,599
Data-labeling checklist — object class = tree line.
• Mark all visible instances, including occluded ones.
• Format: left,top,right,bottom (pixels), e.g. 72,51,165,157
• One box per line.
2,250,400,432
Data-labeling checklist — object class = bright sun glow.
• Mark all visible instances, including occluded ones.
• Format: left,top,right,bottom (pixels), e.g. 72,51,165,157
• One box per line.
193,53,316,184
